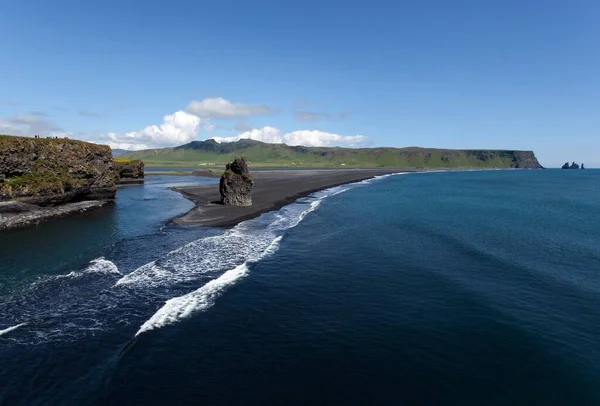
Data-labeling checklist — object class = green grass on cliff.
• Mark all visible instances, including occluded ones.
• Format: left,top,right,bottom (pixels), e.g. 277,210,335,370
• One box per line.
0,134,116,200
114,157,134,163
2,171,85,196
123,139,539,169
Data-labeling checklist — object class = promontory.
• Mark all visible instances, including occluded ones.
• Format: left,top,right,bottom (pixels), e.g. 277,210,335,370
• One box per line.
0,135,117,230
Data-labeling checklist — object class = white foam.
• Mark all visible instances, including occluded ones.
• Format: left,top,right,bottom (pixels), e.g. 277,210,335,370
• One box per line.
115,190,330,290
129,173,412,336
135,236,285,336
332,188,349,196
135,263,249,336
0,323,28,337
55,258,121,280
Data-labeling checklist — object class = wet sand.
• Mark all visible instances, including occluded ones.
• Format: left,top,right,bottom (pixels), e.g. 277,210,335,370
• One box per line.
171,169,407,227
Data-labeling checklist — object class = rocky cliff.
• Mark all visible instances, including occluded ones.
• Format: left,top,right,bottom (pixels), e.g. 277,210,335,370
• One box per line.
220,157,253,206
0,135,117,206
114,158,145,184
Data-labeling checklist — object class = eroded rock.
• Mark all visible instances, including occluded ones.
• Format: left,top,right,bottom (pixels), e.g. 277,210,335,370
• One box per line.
219,157,253,206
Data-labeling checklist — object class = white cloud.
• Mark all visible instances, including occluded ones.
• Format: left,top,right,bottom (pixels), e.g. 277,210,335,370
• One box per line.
1,98,365,151
283,130,365,147
213,126,281,144
0,114,66,137
212,126,366,147
186,97,272,119
100,110,202,150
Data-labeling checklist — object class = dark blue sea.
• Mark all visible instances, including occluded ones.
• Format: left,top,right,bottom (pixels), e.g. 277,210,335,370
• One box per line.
1,170,599,405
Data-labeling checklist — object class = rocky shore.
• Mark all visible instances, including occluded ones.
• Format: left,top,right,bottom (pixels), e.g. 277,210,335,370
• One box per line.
0,135,117,230
0,200,111,231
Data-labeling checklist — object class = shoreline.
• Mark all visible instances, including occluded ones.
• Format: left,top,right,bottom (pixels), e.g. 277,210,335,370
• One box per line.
0,200,112,231
170,169,414,228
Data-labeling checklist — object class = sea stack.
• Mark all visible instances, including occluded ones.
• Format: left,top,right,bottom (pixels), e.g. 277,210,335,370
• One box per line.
562,162,582,169
219,157,253,206
114,159,145,185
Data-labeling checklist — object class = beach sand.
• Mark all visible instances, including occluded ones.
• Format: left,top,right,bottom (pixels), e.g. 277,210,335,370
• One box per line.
172,169,407,227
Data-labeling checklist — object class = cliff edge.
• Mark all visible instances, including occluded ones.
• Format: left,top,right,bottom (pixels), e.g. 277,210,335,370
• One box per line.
0,135,116,205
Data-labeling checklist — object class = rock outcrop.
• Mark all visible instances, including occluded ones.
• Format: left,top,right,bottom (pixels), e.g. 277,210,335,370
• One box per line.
562,162,582,169
0,135,117,206
114,159,145,185
219,157,253,206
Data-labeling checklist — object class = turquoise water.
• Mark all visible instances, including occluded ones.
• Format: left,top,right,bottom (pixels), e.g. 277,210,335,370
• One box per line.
1,170,599,405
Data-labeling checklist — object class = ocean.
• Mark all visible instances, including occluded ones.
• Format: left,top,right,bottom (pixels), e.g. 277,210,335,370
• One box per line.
1,170,599,405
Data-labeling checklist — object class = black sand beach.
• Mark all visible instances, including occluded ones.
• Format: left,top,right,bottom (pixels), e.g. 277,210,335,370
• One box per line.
172,169,405,227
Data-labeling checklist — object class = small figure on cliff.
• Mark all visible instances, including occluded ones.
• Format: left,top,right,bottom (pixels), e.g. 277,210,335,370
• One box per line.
219,157,253,206
581,163,585,169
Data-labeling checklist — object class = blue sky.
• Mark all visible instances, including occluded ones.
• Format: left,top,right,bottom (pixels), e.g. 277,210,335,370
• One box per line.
0,0,598,167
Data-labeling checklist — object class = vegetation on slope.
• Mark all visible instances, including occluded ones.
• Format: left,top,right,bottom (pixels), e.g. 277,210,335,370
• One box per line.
0,135,117,204
125,139,542,169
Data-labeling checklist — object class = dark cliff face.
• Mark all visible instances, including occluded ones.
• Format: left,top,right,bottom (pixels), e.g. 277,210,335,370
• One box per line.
0,135,117,205
114,159,145,180
505,151,544,169
220,157,253,206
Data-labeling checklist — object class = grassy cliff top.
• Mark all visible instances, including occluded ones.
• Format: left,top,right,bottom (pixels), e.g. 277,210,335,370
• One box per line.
0,134,111,151
114,157,142,163
125,139,542,169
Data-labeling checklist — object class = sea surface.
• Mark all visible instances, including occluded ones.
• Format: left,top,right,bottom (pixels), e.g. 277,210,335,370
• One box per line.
1,170,599,405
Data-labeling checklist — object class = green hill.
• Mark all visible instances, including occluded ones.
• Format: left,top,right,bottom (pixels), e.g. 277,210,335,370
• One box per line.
125,139,543,169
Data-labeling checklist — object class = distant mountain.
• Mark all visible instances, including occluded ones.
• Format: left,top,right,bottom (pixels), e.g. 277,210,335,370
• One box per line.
126,139,543,169
111,148,133,158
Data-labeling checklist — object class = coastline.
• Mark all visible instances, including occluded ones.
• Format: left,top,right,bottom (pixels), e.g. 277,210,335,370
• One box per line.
0,200,112,231
170,169,413,228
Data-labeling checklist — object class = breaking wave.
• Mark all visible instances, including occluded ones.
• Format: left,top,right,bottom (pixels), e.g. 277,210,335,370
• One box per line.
54,258,121,280
135,236,282,336
130,174,408,336
2,172,407,344
0,323,28,337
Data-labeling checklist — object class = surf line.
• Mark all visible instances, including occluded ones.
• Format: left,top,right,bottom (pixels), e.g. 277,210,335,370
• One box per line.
117,175,404,356
0,323,28,337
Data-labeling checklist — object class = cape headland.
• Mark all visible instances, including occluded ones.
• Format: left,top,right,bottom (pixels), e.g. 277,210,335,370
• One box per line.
125,139,543,169
0,135,117,230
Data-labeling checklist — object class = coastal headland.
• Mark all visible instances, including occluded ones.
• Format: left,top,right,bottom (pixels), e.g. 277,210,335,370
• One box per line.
0,135,117,230
0,133,543,230
172,169,408,227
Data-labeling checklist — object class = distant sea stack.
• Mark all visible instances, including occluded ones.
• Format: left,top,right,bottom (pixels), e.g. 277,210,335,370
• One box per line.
562,162,584,169
219,157,253,206
114,158,145,185
0,135,117,230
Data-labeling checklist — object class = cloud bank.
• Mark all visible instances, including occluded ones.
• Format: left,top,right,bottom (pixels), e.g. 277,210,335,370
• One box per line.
213,126,365,147
1,97,366,150
99,111,202,150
